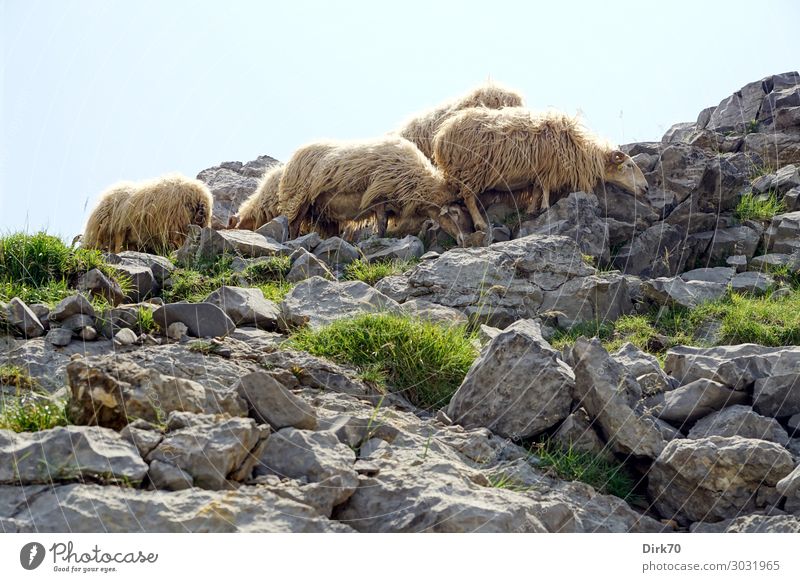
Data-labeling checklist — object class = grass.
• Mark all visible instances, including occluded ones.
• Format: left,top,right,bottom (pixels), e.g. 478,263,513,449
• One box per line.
136,306,156,334
188,339,223,355
532,440,640,501
735,191,785,221
242,256,292,282
487,471,531,492
287,313,478,409
0,364,38,391
0,395,68,432
343,258,418,286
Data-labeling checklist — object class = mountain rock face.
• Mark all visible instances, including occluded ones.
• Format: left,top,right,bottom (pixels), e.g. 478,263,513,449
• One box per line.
3,72,800,533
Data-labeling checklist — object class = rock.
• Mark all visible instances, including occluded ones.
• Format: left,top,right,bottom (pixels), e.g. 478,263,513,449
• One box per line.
687,405,789,445
752,354,800,417
730,271,774,294
447,320,573,439
749,253,800,273
657,379,748,426
726,254,748,272
153,302,236,338
518,191,610,264
0,426,147,484
78,326,97,341
255,427,358,505
5,298,44,338
691,514,800,533
147,412,267,489
59,313,94,333
194,227,290,262
235,371,317,430
110,251,175,286
647,436,794,525
358,235,424,262
571,337,665,459
166,321,188,340
679,266,735,284
399,299,467,325
286,248,335,283
611,342,673,396
0,482,348,532
111,263,155,302
551,409,613,461
285,232,321,252
66,355,228,430
204,286,280,330
148,459,193,491
707,78,766,133
373,275,411,303
75,269,125,305
120,423,163,458
312,236,361,267
45,328,72,347
49,294,95,323
689,225,761,264
255,215,289,243
642,276,726,309
776,464,800,501
752,164,800,195
765,211,800,254
113,327,138,346
279,276,399,330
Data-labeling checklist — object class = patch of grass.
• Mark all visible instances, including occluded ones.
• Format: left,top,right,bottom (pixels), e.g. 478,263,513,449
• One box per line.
744,118,759,135
532,441,640,501
256,280,294,303
0,278,72,306
343,258,418,286
136,306,156,334
187,339,222,355
242,256,292,283
0,395,68,432
695,290,800,346
486,471,531,492
288,313,478,409
0,364,38,391
735,191,785,221
161,256,237,303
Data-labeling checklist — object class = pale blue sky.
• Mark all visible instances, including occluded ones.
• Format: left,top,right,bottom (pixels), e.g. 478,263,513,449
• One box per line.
2,0,798,238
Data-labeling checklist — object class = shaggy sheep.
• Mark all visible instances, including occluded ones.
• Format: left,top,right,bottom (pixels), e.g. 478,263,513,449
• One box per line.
233,164,285,230
432,107,649,232
395,82,524,159
83,174,213,253
277,136,472,241
81,182,136,251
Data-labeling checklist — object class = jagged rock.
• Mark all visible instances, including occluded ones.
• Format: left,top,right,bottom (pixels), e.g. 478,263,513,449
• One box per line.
5,298,44,338
691,514,800,533
285,232,321,252
570,337,665,459
148,459,193,491
0,426,147,484
647,436,794,525
518,191,610,264
611,342,673,396
279,276,399,330
399,298,467,325
551,409,613,461
612,223,686,278
235,370,317,430
730,271,774,294
120,423,163,458
752,352,800,417
256,427,358,505
193,227,290,263
447,320,573,439
0,482,347,532
784,186,800,211
687,405,789,444
752,164,800,195
726,255,747,272
642,276,726,309
153,302,236,338
256,215,289,243
59,313,94,333
657,379,748,425
776,464,800,502
286,248,335,283
45,328,72,347
764,211,800,254
358,235,424,262
75,269,124,305
679,266,735,284
204,286,280,330
109,251,175,286
749,252,800,273
313,237,361,267
373,275,411,303
147,412,267,489
688,225,761,264
49,294,95,323
111,262,155,302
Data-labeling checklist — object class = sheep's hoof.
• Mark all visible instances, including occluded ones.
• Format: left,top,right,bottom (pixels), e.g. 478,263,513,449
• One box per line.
461,231,488,248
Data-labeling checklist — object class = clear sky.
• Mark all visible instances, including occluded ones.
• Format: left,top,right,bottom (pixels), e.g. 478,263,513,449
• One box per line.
2,0,798,238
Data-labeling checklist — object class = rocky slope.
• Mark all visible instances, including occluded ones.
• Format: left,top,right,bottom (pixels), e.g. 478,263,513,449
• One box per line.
1,72,800,533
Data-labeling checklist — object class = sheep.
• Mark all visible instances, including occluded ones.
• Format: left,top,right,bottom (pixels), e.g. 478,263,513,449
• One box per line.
82,174,213,253
395,82,524,160
233,164,285,230
276,136,472,241
432,107,649,232
81,182,136,251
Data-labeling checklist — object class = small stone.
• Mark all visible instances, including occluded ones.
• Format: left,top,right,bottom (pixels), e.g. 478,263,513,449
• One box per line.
76,269,125,305
59,313,94,332
78,326,98,341
49,294,95,322
46,328,73,347
204,286,280,330
286,248,335,283
312,237,361,267
255,215,289,243
153,302,236,338
6,298,45,338
657,379,748,425
235,371,317,430
114,328,139,346
166,322,188,341
148,459,194,491
726,255,747,273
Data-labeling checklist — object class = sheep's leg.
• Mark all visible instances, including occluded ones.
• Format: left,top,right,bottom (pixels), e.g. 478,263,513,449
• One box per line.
374,204,388,238
462,192,488,233
525,185,543,215
541,187,551,210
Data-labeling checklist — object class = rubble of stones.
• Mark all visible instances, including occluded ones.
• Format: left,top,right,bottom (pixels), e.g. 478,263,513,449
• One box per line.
2,72,800,533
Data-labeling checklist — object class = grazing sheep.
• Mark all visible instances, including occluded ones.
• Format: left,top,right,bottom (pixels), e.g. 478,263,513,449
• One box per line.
433,107,649,232
395,82,524,160
277,136,471,241
233,164,285,230
81,182,136,251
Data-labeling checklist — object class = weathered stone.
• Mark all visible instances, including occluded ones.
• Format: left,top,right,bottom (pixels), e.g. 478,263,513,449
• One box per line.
110,251,175,286
776,464,800,501
612,223,687,278
571,337,665,459
279,276,399,330
6,298,44,338
399,298,467,325
313,236,361,267
166,321,188,340
204,286,280,330
358,235,424,263
0,426,147,484
373,275,411,303
148,459,193,491
235,371,317,430
691,514,800,533
49,294,95,322
119,424,163,458
642,276,726,309
147,412,267,489
752,164,800,195
195,227,290,262
749,253,800,273
765,211,800,254
551,409,613,461
730,271,774,294
78,326,97,341
75,269,124,305
45,328,72,347
752,357,800,417
111,263,155,302
687,405,789,444
657,379,748,425
59,313,94,332
256,427,358,505
113,327,138,346
680,266,735,284
726,254,748,272
285,232,321,252
647,436,794,525
612,342,674,396
153,302,236,338
256,215,290,244
286,248,335,283
447,320,572,439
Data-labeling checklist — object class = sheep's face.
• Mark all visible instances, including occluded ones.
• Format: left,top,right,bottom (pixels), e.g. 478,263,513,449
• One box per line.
192,202,211,227
604,150,648,197
438,204,474,241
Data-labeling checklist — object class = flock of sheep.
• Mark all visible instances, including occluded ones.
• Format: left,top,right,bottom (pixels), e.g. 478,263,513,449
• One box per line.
82,82,649,253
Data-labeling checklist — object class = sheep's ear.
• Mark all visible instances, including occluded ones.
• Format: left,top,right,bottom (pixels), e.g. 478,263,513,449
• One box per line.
609,150,626,165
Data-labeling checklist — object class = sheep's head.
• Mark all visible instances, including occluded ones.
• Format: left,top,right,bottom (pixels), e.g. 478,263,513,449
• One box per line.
604,150,648,197
191,201,211,227
437,204,474,243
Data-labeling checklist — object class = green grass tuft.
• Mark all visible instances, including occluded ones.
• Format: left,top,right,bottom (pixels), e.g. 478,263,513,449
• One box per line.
136,306,156,334
0,395,68,432
735,191,785,221
242,256,292,283
288,313,478,409
343,258,418,286
0,364,39,391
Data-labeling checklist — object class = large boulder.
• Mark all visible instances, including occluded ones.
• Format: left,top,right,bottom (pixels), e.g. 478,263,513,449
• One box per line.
196,228,290,262
153,302,236,338
357,235,425,263
447,320,573,439
687,405,789,445
656,379,749,426
204,286,280,330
